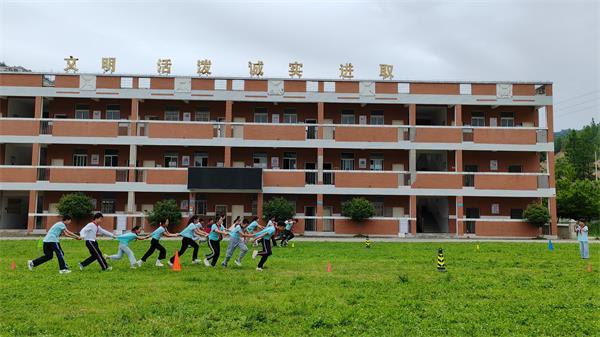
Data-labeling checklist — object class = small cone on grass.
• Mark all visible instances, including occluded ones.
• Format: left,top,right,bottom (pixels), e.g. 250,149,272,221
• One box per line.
172,251,181,272
327,261,332,273
10,260,16,270
476,244,480,251
436,248,447,272
291,242,295,248
587,263,593,273
548,240,554,251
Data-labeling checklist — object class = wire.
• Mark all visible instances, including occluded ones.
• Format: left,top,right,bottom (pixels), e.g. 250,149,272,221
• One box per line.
554,90,600,105
554,97,600,112
555,104,600,117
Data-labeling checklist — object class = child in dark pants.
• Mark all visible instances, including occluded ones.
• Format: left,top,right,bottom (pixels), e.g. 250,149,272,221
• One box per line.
28,215,81,274
168,216,207,266
78,212,116,271
251,222,278,271
138,218,179,267
203,217,228,267
281,218,296,246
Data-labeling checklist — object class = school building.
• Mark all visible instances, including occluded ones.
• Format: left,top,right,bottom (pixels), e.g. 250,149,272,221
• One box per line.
0,72,557,237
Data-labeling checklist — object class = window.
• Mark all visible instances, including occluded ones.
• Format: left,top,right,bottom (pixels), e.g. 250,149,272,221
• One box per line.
500,112,514,127
138,78,151,89
370,111,384,125
459,83,472,95
341,110,355,124
164,152,178,167
283,108,298,124
194,152,208,167
491,203,500,215
73,150,87,167
471,112,485,127
510,208,524,219
398,83,410,94
195,200,207,215
106,105,121,120
104,149,118,167
195,108,210,122
215,205,227,218
253,152,267,168
120,77,133,89
75,104,90,119
43,74,56,87
254,107,268,123
372,201,384,217
165,107,180,121
370,154,384,171
323,82,335,92
101,200,116,214
508,165,522,173
283,152,297,170
341,153,354,170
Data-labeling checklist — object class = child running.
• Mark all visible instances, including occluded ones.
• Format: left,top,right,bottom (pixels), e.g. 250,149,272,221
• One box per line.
203,217,228,267
28,215,81,274
168,216,208,266
106,225,149,269
221,218,255,267
138,218,179,267
280,218,296,246
78,212,116,271
251,220,277,271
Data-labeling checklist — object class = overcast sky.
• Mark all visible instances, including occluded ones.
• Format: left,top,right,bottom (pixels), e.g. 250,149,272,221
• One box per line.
1,0,598,130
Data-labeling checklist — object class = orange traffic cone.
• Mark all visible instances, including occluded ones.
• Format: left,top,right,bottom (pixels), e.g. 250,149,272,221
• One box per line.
10,260,16,270
587,263,592,273
173,251,181,272
327,261,332,273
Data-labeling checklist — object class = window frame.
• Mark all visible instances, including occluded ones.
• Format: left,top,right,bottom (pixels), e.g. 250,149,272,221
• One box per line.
282,152,297,170
164,152,179,168
370,111,384,125
340,110,355,125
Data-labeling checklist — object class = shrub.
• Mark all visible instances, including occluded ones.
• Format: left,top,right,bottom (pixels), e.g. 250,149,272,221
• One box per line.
147,199,182,227
342,197,375,222
262,197,295,222
57,193,93,221
523,202,551,228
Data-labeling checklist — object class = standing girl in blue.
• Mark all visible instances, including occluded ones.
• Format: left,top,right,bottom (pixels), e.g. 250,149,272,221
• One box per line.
28,215,81,274
168,216,207,266
203,217,229,267
138,218,179,267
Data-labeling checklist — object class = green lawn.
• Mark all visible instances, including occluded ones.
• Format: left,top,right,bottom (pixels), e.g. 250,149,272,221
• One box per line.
0,240,598,337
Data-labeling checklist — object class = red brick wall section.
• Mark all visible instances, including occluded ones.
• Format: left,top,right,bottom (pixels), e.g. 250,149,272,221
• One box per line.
283,81,306,93
323,149,408,171
47,144,130,166
375,82,398,94
150,77,174,90
232,102,317,123
462,105,538,127
324,103,408,125
47,98,132,119
0,74,43,87
138,99,225,121
463,151,539,172
191,79,215,90
410,83,459,95
54,75,80,88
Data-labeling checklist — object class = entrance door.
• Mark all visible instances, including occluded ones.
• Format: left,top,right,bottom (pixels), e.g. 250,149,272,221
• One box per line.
305,162,316,184
1,197,28,229
323,119,334,139
465,208,479,234
323,163,333,185
304,206,316,231
215,117,226,138
323,207,334,232
215,205,228,225
233,117,245,138
305,119,317,139
464,165,478,187
231,205,244,228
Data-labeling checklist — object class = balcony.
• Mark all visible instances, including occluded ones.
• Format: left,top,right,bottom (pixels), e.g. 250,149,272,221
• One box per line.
412,172,463,189
263,170,307,187
138,121,214,139
39,119,130,137
333,125,406,142
463,173,545,190
413,126,462,143
0,166,37,182
233,123,309,141
329,170,409,188
465,127,538,145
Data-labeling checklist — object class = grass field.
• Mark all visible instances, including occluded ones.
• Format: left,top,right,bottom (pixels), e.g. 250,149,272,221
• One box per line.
0,240,598,337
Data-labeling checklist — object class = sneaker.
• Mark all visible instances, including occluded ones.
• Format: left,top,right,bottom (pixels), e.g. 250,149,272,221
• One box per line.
234,260,242,267
104,266,113,271
252,250,259,259
103,254,110,260
253,241,258,247
155,260,164,267
221,262,227,267
203,258,210,267
130,265,137,269
192,259,201,264
78,263,84,271
137,260,143,267
59,269,71,274
256,267,263,272
27,260,34,271
168,261,173,267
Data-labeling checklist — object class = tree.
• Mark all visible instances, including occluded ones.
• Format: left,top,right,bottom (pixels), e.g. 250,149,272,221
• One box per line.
523,202,550,228
147,199,182,227
262,197,295,222
557,179,600,221
57,193,93,221
342,197,375,222
564,120,599,180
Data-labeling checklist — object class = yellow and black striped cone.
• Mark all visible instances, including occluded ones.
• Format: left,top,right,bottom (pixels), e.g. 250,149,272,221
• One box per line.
365,238,371,249
436,248,447,272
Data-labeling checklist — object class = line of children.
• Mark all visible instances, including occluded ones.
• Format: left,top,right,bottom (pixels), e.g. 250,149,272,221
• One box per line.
138,218,179,267
28,215,81,274
222,218,255,267
251,220,278,271
280,218,297,246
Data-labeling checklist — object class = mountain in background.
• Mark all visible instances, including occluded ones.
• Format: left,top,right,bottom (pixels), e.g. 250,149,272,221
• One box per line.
0,62,31,72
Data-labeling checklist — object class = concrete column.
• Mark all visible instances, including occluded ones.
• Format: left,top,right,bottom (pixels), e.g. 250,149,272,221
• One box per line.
224,146,231,168
548,197,557,236
225,100,233,138
317,102,324,139
33,96,42,136
317,147,324,184
188,192,195,216
316,194,324,232
455,149,462,173
454,104,462,126
409,104,416,125
128,144,137,182
257,193,263,220
456,196,464,236
130,98,139,136
409,195,417,235
27,190,37,233
126,191,135,229
409,149,416,184
545,105,554,142
31,143,40,166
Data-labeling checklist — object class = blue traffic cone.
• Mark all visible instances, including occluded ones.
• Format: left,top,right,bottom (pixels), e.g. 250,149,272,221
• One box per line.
548,240,554,251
